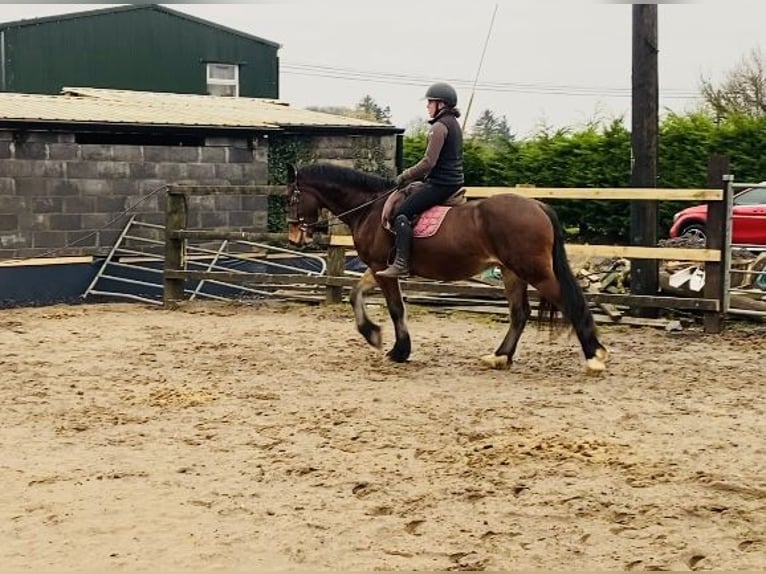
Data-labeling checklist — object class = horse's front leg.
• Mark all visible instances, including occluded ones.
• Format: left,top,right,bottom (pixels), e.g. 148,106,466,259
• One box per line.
350,268,382,349
374,274,411,363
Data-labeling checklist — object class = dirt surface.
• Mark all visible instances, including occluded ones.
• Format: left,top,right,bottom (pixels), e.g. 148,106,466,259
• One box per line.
1,301,765,571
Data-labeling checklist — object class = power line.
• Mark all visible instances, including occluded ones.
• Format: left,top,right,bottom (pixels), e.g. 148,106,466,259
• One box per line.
281,61,702,100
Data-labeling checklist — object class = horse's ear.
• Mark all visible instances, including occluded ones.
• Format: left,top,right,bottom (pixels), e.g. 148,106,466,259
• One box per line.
286,164,296,184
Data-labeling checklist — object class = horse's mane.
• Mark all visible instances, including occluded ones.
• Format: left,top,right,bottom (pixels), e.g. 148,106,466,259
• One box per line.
298,163,394,194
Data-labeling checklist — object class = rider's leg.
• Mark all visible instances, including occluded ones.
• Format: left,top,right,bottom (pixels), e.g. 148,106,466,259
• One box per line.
376,183,460,279
376,214,412,278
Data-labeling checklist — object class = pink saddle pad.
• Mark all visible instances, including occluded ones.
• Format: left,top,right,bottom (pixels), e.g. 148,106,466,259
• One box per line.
412,205,451,238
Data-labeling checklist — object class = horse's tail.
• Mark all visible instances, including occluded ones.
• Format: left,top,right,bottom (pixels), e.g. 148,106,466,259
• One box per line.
537,203,592,333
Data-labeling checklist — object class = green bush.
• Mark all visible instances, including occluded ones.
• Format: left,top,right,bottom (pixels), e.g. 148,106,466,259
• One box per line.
266,135,315,233
401,113,766,242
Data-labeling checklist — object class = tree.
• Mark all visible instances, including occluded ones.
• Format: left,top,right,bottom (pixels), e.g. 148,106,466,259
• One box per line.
700,48,766,120
470,109,513,144
306,95,392,124
356,95,392,124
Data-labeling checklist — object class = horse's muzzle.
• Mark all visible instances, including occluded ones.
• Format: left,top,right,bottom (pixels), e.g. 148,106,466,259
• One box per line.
287,222,313,247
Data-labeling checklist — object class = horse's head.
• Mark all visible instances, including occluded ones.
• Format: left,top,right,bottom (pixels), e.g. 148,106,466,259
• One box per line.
285,162,392,246
285,164,322,246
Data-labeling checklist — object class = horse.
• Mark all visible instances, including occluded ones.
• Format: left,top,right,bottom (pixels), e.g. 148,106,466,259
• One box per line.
285,163,608,373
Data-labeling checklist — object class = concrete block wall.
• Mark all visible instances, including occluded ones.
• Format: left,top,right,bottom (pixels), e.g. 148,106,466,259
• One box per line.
310,134,397,175
0,130,270,259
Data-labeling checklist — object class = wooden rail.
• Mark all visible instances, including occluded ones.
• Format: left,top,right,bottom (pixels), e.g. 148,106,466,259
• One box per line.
163,269,720,312
464,187,722,201
163,182,732,331
168,185,284,196
326,234,722,263
323,184,732,331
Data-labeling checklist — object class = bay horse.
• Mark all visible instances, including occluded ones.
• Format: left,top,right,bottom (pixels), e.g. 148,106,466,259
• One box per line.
286,163,608,372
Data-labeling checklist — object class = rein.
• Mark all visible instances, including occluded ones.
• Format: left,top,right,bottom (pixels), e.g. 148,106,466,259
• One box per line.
288,182,399,231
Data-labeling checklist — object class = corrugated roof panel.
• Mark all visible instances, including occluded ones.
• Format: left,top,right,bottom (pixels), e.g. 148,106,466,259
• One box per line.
0,88,394,130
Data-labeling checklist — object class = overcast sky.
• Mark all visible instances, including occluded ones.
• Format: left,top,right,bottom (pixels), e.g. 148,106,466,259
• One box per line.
2,1,764,137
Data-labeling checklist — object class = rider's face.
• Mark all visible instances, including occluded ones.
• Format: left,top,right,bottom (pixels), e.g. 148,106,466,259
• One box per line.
426,99,440,118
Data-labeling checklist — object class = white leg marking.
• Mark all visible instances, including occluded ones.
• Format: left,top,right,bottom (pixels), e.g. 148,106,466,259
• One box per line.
586,357,607,373
481,354,509,369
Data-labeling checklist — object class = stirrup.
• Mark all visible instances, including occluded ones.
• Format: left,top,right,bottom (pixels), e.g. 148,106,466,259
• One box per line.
376,262,410,278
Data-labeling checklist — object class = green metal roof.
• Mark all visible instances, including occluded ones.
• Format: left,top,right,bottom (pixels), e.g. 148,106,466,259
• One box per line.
0,4,281,49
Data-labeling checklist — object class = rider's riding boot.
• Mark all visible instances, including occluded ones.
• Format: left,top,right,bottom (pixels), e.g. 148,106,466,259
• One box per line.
377,214,412,278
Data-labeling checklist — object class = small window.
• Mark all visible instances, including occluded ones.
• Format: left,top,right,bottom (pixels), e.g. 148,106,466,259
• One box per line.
206,63,239,97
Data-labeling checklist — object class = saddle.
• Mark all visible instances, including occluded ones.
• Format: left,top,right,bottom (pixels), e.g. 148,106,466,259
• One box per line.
382,182,467,238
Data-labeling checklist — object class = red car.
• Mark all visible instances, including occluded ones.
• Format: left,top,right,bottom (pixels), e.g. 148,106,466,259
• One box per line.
669,182,766,245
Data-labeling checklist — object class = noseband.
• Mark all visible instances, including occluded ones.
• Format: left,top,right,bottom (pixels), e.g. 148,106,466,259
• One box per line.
286,184,309,232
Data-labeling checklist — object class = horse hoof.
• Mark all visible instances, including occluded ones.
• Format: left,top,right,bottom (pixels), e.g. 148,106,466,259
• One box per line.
368,328,382,349
586,357,607,374
481,354,509,370
359,322,382,350
386,348,410,363
595,347,609,363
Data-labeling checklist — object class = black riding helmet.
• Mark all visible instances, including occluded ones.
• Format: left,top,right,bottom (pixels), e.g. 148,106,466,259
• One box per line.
425,82,458,108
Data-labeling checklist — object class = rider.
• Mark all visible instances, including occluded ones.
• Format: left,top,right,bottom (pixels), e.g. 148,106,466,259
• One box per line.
376,82,465,278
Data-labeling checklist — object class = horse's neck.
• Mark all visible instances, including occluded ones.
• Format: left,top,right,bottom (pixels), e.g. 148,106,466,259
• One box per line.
315,184,380,228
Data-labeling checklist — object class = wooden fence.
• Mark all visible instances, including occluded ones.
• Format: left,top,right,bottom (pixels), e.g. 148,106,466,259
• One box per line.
163,179,733,333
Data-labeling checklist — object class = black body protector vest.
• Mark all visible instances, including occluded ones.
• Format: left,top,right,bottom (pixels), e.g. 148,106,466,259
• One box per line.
426,112,464,187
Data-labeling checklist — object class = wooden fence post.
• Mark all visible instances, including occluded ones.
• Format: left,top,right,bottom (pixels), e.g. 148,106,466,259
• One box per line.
164,188,187,305
629,4,659,317
702,156,730,333
325,244,346,304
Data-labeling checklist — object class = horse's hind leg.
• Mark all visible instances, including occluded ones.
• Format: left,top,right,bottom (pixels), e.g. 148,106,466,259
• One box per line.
534,274,608,372
350,268,382,349
481,268,530,370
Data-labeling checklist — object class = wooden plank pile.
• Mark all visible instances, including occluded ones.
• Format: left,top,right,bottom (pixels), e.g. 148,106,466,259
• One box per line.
576,257,630,295
656,236,766,317
563,236,766,323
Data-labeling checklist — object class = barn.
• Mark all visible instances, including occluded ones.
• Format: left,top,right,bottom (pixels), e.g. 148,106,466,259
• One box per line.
0,87,402,306
0,4,280,98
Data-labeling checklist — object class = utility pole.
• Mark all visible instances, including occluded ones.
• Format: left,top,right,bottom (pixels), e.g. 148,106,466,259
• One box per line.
630,4,659,306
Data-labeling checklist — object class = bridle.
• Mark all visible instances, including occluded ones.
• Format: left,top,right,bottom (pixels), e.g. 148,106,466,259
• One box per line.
287,178,399,233
286,183,308,231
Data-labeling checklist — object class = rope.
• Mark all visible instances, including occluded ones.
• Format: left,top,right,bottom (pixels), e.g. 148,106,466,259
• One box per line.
0,183,169,266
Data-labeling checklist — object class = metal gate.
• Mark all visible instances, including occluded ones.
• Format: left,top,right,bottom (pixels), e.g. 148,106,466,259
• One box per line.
83,216,326,305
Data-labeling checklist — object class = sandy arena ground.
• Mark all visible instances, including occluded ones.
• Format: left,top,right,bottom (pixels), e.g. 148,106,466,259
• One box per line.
1,300,765,571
